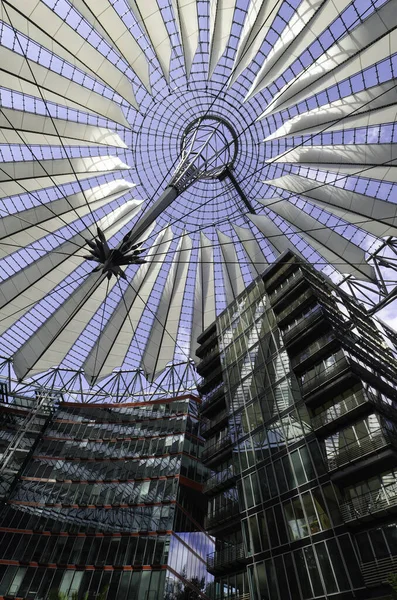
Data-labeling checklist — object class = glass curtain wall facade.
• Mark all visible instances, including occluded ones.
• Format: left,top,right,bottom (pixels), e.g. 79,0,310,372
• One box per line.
0,394,213,599
198,250,397,600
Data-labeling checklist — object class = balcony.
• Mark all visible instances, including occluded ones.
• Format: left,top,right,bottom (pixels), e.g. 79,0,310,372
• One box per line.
264,258,298,292
291,332,338,372
300,354,351,400
197,366,223,395
196,331,218,359
200,384,226,416
360,555,397,588
196,347,221,376
269,270,306,310
312,388,368,432
282,304,324,347
197,322,216,345
312,389,397,433
326,429,397,481
207,542,247,575
340,482,397,524
276,288,315,326
204,502,240,530
204,466,237,496
202,436,232,465
201,408,229,438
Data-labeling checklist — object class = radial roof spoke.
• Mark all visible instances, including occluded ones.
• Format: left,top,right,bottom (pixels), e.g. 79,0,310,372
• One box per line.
264,173,397,238
217,229,245,304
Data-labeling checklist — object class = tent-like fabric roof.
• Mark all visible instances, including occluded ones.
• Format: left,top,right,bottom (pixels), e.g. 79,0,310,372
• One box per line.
0,0,396,399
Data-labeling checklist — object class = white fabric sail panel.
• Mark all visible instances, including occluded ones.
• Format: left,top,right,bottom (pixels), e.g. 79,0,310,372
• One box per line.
260,1,397,118
83,225,170,384
268,144,397,166
0,1,111,87
3,0,138,108
294,104,397,138
247,213,298,257
0,180,133,240
232,223,269,277
217,229,245,305
247,0,347,99
269,164,397,183
0,128,122,149
230,0,284,85
172,0,199,77
299,196,397,240
0,182,135,259
0,201,143,331
209,0,236,78
75,0,151,92
0,48,130,128
265,174,397,238
264,81,397,139
190,232,216,365
0,171,125,201
142,233,193,381
13,271,115,380
258,199,375,281
126,0,172,84
0,2,102,84
0,107,127,148
0,156,130,183
62,0,115,47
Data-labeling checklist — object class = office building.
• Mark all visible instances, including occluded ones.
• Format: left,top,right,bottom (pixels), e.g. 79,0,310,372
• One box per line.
0,391,212,599
198,250,397,600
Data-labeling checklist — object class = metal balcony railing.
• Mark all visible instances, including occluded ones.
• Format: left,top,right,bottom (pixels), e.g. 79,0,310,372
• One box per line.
312,389,368,430
202,436,232,462
197,366,223,394
204,465,236,494
201,409,229,436
269,269,304,304
200,383,225,410
360,555,397,587
326,429,397,472
312,389,397,431
340,482,397,523
196,347,221,375
205,502,240,529
207,542,246,572
196,331,218,358
276,288,314,324
292,332,337,369
282,304,324,345
265,259,297,291
300,355,350,396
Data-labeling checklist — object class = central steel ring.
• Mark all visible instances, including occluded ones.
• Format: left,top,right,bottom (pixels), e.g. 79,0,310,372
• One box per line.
180,115,239,180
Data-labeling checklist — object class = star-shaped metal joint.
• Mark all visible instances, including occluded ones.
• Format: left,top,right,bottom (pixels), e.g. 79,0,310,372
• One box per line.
83,227,146,280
